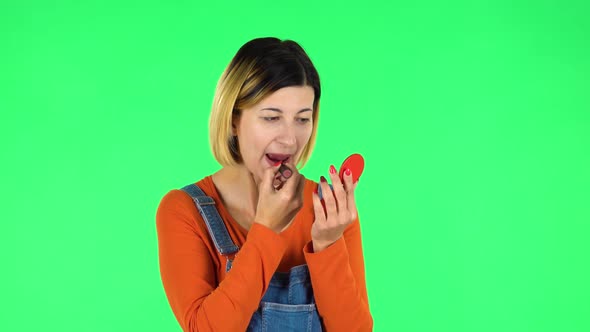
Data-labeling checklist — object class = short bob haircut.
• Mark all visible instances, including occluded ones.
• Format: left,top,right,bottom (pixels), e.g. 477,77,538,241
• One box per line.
209,37,321,169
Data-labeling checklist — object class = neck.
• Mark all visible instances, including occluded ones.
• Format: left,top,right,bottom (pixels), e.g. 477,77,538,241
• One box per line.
213,164,260,217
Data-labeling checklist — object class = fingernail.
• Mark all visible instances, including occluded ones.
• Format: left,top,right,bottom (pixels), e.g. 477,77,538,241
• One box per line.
273,161,282,167
345,168,351,176
329,165,336,174
320,176,327,183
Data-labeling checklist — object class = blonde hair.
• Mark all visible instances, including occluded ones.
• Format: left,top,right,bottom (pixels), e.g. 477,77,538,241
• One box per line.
209,37,321,169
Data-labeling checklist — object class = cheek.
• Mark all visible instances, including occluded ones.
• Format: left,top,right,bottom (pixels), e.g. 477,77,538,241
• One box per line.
242,130,269,156
238,120,264,148
300,126,314,143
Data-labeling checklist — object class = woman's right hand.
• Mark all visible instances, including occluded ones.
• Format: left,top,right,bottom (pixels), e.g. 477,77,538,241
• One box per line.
254,162,306,233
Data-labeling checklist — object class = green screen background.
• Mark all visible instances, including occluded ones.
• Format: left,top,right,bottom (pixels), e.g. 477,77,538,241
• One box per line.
2,1,589,331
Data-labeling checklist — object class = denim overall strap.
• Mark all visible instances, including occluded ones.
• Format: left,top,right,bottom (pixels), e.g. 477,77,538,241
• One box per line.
180,184,239,256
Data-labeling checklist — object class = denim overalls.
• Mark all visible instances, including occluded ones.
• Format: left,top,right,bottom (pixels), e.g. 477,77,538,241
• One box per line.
181,183,324,332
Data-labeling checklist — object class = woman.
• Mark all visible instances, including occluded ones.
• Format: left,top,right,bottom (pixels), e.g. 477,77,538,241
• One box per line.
156,37,372,331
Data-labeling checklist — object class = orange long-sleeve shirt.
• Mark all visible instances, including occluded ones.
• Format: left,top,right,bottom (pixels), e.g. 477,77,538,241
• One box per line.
156,175,373,331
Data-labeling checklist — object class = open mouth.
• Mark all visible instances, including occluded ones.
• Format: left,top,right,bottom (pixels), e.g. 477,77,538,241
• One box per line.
265,153,291,165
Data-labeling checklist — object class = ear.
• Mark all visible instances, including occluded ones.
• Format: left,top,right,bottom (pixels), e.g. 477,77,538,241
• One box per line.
231,118,237,136
231,110,240,136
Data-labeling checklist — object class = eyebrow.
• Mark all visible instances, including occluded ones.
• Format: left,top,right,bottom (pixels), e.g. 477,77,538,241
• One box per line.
259,107,313,114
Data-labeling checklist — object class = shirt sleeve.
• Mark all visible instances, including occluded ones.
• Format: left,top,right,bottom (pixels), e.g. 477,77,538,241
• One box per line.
156,190,287,332
303,216,373,331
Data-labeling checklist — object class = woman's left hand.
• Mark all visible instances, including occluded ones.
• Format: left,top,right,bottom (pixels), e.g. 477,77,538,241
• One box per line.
311,165,359,252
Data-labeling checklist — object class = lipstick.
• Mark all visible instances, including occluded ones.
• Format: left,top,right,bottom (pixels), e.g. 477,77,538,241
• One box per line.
278,163,292,179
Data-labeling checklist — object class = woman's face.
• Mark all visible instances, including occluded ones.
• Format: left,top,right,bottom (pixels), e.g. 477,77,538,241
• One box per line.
233,85,315,182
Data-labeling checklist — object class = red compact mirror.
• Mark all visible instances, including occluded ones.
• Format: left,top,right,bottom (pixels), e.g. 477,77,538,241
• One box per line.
317,153,365,200
339,153,364,184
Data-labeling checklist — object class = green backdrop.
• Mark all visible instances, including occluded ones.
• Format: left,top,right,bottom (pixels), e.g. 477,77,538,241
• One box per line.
2,1,589,331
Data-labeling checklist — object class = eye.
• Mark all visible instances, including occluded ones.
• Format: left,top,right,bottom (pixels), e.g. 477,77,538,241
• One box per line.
263,116,280,122
297,118,311,124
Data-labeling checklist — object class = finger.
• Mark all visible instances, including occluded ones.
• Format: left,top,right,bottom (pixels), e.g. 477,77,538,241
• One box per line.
342,168,358,220
327,164,347,212
311,191,327,222
342,167,355,194
262,162,284,191
319,176,337,219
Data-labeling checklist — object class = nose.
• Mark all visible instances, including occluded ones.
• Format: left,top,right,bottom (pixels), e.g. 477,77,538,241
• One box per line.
276,122,297,147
